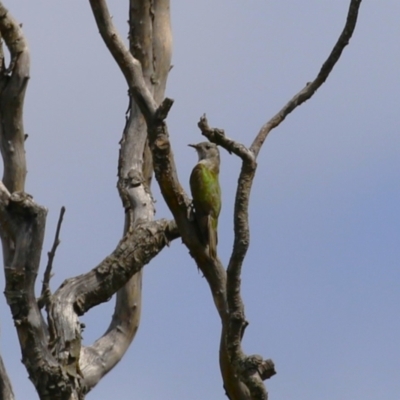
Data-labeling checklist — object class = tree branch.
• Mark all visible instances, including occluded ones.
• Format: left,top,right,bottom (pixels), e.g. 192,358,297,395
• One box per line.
80,224,179,390
82,1,175,391
196,0,364,383
88,0,194,236
0,1,29,193
250,0,363,157
0,7,77,398
0,31,5,76
73,220,178,316
199,116,276,399
198,114,253,162
217,2,363,398
38,206,66,310
88,1,363,399
88,0,157,121
0,3,179,397
0,353,15,400
107,1,161,388
46,218,178,392
1,193,69,399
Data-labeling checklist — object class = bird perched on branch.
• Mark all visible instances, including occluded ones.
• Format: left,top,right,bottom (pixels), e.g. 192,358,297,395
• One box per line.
189,142,221,259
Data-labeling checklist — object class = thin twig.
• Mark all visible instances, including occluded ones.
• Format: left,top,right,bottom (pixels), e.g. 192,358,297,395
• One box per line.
250,0,363,157
38,206,65,309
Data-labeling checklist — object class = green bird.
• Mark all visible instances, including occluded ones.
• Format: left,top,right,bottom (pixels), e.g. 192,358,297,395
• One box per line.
189,142,221,259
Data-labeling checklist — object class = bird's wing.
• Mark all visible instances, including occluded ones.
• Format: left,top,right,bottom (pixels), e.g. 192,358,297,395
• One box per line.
190,163,220,258
207,214,218,259
189,163,221,217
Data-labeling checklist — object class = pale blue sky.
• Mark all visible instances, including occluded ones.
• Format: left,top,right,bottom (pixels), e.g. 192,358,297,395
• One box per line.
1,1,399,399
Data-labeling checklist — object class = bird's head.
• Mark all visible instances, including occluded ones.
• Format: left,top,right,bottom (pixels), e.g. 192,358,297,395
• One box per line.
188,142,220,162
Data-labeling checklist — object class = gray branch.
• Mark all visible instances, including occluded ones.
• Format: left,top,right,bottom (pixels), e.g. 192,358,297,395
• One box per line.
0,2,29,193
0,353,15,400
88,0,157,120
0,4,31,398
89,3,256,397
197,3,363,398
0,0,363,398
82,0,175,392
48,218,178,385
250,0,363,157
38,206,66,310
0,1,178,398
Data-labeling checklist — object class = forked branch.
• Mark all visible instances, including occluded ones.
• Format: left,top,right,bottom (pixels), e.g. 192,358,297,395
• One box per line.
197,3,362,399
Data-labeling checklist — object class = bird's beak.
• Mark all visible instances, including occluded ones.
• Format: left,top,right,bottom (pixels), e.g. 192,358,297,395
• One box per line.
188,144,197,149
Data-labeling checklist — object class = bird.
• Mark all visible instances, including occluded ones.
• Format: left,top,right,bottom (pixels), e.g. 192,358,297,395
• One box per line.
189,142,221,259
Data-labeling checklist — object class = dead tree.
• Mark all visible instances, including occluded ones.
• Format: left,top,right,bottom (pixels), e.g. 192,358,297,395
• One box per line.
0,1,362,399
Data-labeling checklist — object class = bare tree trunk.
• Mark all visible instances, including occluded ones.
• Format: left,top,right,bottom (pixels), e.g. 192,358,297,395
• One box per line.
0,0,363,398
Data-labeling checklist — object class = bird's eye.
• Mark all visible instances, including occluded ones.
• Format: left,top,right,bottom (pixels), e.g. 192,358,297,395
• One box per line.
206,144,210,149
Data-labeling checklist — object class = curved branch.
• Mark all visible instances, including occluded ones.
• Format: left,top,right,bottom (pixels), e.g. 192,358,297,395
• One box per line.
85,0,175,391
48,219,178,388
75,220,178,315
105,1,163,388
250,0,363,157
205,2,362,398
80,270,143,389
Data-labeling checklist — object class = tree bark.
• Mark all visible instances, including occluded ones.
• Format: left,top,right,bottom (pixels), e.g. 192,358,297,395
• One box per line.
0,0,363,398
0,1,176,398
81,0,173,392
0,354,15,400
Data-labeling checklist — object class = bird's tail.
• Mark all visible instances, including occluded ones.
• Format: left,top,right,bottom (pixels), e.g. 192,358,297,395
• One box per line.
207,216,218,259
